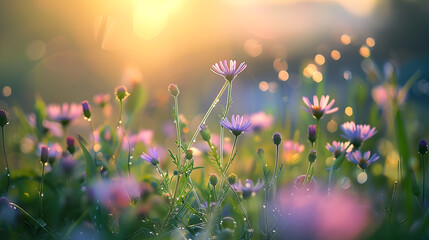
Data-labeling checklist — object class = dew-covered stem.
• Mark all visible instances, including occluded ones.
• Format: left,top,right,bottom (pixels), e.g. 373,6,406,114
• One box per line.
219,82,232,167
187,81,229,150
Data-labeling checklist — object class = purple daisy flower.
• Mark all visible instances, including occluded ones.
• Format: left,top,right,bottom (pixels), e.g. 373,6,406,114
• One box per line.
302,95,338,119
140,147,159,166
210,60,247,81
340,121,377,149
220,115,252,137
346,150,379,170
326,141,352,158
232,179,264,199
47,103,82,127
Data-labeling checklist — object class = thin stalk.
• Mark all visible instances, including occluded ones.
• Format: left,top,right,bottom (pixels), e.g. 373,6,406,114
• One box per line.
114,100,132,175
264,183,270,239
422,153,426,209
219,82,233,167
39,163,45,218
1,127,10,195
9,202,55,238
303,162,313,186
267,145,279,200
187,81,229,150
89,119,97,166
174,96,182,164
388,180,398,222
219,136,238,188
213,185,217,202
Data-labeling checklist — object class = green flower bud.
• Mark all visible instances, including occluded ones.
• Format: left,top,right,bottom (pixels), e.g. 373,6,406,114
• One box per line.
209,173,218,187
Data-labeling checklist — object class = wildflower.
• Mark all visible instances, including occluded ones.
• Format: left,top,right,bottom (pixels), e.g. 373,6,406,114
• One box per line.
209,173,218,187
40,145,49,164
93,93,110,107
346,150,379,170
278,188,371,240
308,125,317,145
273,132,282,146
282,140,305,164
302,95,338,119
140,148,159,166
220,115,251,137
168,84,180,97
47,103,82,127
27,114,63,137
232,179,264,199
114,86,130,101
340,121,377,149
60,152,76,175
199,124,211,142
89,177,142,212
81,100,91,119
122,129,153,150
308,150,317,163
249,112,273,131
326,141,352,158
66,136,76,154
371,84,406,108
418,139,428,155
210,60,247,82
0,110,9,127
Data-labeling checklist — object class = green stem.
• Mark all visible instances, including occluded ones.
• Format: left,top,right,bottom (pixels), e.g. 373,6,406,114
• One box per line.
303,162,313,186
422,153,426,209
9,202,55,238
89,119,97,166
62,209,89,240
187,81,229,150
388,180,398,222
1,127,10,195
174,96,182,164
219,136,238,188
39,163,45,218
219,82,233,167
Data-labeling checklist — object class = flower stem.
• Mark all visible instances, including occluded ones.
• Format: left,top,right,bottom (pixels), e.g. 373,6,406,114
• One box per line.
220,135,238,187
328,142,352,194
219,82,233,167
422,153,426,208
174,96,182,165
187,81,229,150
271,144,280,199
89,119,97,166
1,126,10,196
39,162,45,218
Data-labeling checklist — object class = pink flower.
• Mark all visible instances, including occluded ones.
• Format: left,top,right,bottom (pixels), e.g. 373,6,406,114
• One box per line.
302,95,338,120
371,84,406,107
249,112,274,131
122,130,154,150
93,93,111,107
27,114,63,137
89,177,142,211
278,188,372,240
282,140,305,164
210,60,247,81
47,103,82,126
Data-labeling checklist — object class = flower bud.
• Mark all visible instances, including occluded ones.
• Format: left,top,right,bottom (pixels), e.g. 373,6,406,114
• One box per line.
185,149,193,160
272,132,282,146
168,84,180,97
209,173,218,187
199,124,211,142
308,125,317,144
0,110,9,127
81,100,91,119
114,86,130,101
66,136,75,154
173,170,178,175
227,173,238,185
40,146,49,164
257,148,265,159
308,150,317,163
418,139,428,155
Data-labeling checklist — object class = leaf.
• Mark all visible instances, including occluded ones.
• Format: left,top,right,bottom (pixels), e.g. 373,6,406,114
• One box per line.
77,135,99,184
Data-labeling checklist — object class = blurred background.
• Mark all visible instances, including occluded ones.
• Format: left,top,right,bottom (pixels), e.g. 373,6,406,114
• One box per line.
1,0,428,134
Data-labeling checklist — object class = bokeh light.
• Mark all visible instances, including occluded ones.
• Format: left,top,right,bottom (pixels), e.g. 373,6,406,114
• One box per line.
278,70,289,81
